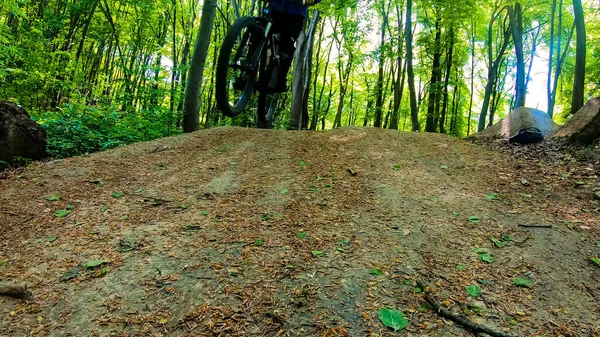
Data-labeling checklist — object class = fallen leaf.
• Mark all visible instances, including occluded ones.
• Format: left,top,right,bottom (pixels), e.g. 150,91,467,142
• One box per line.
83,260,108,269
112,191,124,198
479,253,495,263
54,209,70,218
466,285,483,297
59,267,81,282
378,308,409,331
370,268,383,276
514,278,533,288
44,194,62,201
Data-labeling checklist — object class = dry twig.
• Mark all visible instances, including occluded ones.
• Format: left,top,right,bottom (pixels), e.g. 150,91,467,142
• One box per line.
416,279,516,337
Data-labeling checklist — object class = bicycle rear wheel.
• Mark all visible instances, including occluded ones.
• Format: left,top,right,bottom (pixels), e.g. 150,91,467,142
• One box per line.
216,17,261,117
256,53,280,128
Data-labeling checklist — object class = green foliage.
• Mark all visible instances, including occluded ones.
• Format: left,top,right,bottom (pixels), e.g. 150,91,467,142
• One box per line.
35,104,179,158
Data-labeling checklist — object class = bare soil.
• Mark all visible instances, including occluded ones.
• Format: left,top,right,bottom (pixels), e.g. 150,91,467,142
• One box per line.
1,127,599,337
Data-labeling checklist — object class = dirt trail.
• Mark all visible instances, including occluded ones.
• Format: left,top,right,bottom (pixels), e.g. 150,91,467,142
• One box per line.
0,127,598,337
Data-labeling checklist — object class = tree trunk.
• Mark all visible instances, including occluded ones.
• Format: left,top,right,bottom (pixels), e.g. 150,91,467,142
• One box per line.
183,0,217,132
467,17,476,135
508,2,526,108
405,0,420,131
439,28,454,134
570,0,586,115
374,2,388,128
291,11,320,129
478,9,511,132
425,16,442,132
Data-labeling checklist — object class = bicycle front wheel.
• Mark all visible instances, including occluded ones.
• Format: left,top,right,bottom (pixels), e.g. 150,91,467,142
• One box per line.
216,17,262,117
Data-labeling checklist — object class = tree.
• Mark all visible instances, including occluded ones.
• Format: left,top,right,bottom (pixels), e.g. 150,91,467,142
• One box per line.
570,0,586,114
405,0,421,131
183,0,217,132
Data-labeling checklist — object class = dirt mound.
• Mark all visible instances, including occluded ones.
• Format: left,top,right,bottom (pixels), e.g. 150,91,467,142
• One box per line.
0,127,598,336
472,107,559,140
551,97,600,144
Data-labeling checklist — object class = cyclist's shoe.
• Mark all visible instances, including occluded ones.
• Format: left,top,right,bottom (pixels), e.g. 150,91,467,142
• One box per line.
233,76,246,91
270,83,288,93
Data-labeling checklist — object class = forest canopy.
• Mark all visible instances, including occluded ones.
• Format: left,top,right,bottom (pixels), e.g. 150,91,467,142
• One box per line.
1,0,598,157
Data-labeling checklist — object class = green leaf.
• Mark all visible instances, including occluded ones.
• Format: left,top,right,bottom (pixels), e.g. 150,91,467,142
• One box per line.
466,285,483,297
0,260,5,266
473,248,490,254
48,235,59,243
393,164,401,170
112,191,124,198
520,194,533,198
490,237,506,248
178,204,189,210
297,232,307,239
591,257,600,267
44,194,62,201
479,253,495,263
440,165,449,169
514,278,533,288
135,188,145,193
281,188,288,195
468,216,480,223
260,214,272,221
370,268,383,276
83,260,107,269
485,194,502,201
99,205,109,212
337,247,345,252
254,239,264,246
596,242,600,248
201,211,209,216
75,222,85,227
54,209,71,218
65,204,75,210
312,250,324,257
456,265,465,271
378,308,409,331
452,211,460,216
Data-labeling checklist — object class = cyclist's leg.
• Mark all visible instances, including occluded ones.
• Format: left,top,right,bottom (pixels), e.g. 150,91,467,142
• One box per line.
270,11,305,92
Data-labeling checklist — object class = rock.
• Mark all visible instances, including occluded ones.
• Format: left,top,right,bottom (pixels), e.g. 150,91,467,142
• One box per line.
550,97,600,144
471,107,559,141
0,102,47,162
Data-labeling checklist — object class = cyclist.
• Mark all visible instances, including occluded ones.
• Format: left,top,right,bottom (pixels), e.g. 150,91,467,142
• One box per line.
266,0,321,92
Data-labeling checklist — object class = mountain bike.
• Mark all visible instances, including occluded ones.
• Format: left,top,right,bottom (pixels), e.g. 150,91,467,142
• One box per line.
215,1,286,128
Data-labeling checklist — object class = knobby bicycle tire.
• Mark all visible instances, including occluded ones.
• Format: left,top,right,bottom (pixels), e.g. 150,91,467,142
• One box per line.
257,49,280,127
215,17,261,117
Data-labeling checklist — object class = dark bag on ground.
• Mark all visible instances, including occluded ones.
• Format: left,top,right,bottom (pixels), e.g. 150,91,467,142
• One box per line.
509,127,544,144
